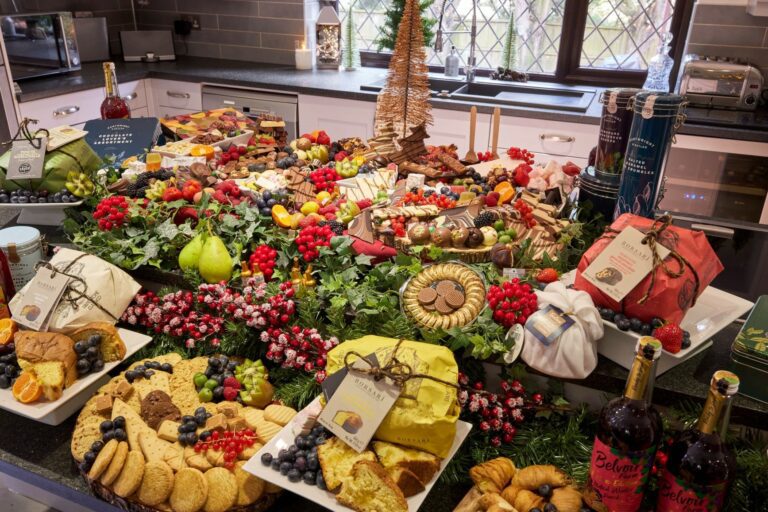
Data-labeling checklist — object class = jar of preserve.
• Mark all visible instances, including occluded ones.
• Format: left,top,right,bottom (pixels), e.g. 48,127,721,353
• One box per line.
0,226,43,290
595,88,640,182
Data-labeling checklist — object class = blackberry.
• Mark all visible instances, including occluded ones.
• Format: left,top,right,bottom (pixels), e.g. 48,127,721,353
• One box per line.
474,211,496,228
327,220,345,236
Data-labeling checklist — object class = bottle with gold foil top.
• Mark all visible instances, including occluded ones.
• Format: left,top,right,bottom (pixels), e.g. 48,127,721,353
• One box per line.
240,260,253,286
290,257,304,295
656,371,739,512
584,337,663,512
302,264,316,289
100,62,130,119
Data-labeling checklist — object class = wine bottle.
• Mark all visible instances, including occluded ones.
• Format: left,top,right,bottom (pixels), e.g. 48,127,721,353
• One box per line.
656,370,739,512
584,337,663,512
100,62,130,120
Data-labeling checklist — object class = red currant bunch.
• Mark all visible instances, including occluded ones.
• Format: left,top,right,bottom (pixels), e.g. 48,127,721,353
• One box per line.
248,244,277,281
513,198,537,228
459,376,536,446
294,224,334,262
389,215,407,238
193,429,258,469
309,167,341,193
506,146,535,165
93,196,131,231
487,278,538,329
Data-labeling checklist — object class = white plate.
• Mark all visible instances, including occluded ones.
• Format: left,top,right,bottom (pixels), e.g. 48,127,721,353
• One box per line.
0,200,83,209
244,399,472,512
0,328,152,425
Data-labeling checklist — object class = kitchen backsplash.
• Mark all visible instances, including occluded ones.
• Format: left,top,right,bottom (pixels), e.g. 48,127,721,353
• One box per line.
686,3,768,75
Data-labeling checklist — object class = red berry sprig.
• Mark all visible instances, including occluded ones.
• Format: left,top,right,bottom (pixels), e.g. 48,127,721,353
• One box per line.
295,224,334,262
389,215,407,238
260,326,339,382
193,429,257,469
513,198,537,228
506,147,535,165
248,244,278,281
488,278,538,329
309,167,341,193
459,375,534,446
93,196,131,231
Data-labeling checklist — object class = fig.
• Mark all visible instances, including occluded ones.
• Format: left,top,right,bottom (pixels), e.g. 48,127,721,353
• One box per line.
490,243,514,269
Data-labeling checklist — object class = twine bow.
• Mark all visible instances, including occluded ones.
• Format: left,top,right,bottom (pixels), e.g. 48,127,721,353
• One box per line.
35,254,118,320
5,118,49,149
342,339,461,391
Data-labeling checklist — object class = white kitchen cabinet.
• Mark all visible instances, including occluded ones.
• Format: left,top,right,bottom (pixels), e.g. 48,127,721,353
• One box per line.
495,115,598,162
298,94,376,140
120,80,148,113
431,107,490,156
153,106,199,119
149,79,202,115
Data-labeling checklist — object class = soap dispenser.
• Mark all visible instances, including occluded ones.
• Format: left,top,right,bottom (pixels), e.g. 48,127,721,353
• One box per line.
445,46,460,77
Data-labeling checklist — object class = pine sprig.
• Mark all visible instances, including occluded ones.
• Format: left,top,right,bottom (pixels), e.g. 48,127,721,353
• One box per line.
272,372,321,410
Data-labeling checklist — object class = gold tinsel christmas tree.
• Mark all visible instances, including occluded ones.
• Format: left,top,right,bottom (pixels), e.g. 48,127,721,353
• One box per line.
374,0,433,138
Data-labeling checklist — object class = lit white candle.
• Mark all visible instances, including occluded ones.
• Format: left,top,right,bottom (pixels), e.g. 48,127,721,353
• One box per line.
295,40,313,70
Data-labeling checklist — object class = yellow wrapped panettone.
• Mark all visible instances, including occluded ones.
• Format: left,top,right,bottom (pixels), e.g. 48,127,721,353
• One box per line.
325,335,460,458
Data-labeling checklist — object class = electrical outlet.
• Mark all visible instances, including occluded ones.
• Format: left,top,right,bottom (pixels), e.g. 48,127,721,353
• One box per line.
182,15,201,29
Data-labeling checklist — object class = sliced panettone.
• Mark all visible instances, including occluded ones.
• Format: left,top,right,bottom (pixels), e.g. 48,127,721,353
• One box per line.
29,361,67,401
372,440,442,484
69,322,126,362
388,465,426,497
317,436,377,491
15,331,77,388
336,460,408,512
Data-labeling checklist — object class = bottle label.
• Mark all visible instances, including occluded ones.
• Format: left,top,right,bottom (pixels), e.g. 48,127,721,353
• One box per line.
588,436,655,512
657,470,727,512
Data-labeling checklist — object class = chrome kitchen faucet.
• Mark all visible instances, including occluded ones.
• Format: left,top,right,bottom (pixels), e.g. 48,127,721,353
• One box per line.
435,0,478,83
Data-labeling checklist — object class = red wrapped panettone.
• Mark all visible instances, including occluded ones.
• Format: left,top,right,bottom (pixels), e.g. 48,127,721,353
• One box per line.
574,214,723,324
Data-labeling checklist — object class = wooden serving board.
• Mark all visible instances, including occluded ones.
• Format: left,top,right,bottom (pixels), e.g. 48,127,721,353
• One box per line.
466,156,525,176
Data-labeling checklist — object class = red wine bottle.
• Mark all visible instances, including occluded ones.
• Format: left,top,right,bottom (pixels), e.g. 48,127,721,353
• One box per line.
656,370,739,512
584,337,663,512
100,62,130,120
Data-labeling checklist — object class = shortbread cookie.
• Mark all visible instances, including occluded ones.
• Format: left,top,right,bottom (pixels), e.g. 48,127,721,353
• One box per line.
184,445,213,472
100,441,129,486
163,442,186,472
113,450,146,498
88,439,118,480
256,421,282,443
264,404,297,426
139,431,172,463
71,415,104,462
243,408,264,430
170,468,208,512
137,460,175,506
234,460,265,506
112,398,155,451
203,467,238,512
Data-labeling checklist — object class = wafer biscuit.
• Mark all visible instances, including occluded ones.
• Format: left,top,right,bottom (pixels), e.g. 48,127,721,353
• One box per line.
264,404,297,426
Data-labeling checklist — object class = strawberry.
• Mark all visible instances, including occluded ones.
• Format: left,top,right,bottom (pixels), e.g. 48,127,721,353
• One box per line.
653,323,683,353
536,268,559,283
334,151,349,162
356,198,372,210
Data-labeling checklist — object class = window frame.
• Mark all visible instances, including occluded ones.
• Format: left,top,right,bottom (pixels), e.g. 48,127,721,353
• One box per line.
345,0,695,89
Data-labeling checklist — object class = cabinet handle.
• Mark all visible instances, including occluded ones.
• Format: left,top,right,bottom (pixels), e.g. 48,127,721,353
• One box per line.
53,106,79,117
166,91,190,99
122,92,138,101
539,133,575,143
691,223,735,239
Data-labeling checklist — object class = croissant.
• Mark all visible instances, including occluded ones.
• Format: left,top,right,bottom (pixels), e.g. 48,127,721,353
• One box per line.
479,493,516,511
513,489,545,512
510,464,571,490
501,484,522,505
550,486,584,512
470,457,517,494
488,505,518,512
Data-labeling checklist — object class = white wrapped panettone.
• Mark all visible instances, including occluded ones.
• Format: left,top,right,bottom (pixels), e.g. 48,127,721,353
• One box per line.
521,281,603,379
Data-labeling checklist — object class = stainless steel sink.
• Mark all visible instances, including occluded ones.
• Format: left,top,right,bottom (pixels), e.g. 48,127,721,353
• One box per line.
360,78,596,112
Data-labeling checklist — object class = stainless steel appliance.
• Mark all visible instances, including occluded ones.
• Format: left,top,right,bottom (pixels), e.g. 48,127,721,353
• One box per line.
73,17,109,63
201,86,298,141
1,12,80,80
679,60,764,111
658,134,768,301
120,30,175,62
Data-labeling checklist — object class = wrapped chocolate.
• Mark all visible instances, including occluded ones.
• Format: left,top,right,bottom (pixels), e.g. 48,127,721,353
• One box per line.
574,214,723,324
324,335,460,458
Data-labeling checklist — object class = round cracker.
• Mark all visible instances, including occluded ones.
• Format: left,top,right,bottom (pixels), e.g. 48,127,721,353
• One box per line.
137,460,175,506
417,287,437,305
234,460,265,506
170,468,208,512
71,415,104,462
88,439,118,480
203,467,237,512
100,441,129,486
113,450,145,498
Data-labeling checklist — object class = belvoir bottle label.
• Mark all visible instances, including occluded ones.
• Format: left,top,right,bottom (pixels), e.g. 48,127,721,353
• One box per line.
657,470,727,512
588,437,655,512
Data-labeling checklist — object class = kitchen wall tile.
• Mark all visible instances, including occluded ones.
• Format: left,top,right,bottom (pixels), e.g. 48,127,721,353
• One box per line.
219,44,293,65
187,28,261,47
176,0,258,16
687,42,768,68
180,40,221,59
218,14,304,35
136,0,177,12
693,4,768,26
688,24,767,46
259,2,303,20
261,32,302,51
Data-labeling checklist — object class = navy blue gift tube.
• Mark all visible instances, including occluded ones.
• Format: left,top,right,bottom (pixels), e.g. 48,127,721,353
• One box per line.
614,92,686,220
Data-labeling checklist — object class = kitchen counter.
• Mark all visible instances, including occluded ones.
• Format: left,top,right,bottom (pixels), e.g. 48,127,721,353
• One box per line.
14,57,768,143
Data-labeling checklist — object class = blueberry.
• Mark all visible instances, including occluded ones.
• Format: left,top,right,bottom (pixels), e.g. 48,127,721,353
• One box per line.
683,330,691,340
293,456,307,472
208,357,219,368
270,459,281,471
100,420,114,433
5,365,16,378
305,435,316,447
287,468,302,482
195,407,207,416
186,433,198,445
84,451,97,464
114,428,127,441
91,359,104,372
640,323,653,336
544,505,558,512
0,194,7,203
76,358,91,374
161,363,173,373
113,416,126,429
311,426,325,437
74,341,87,354
144,369,155,378
88,334,101,347
616,318,631,331
682,337,691,349
652,317,665,328
294,450,307,460
261,453,273,466
255,199,266,209
303,470,316,485
278,449,293,463
279,462,292,475
316,472,327,490
613,313,627,323
288,444,299,454
314,435,326,446
134,365,146,373
102,430,115,442
307,455,319,471
629,318,644,332
199,431,212,441
195,413,207,426
125,370,137,383
86,346,99,359
0,374,10,389
90,440,104,453
262,191,272,201
537,483,553,498
213,386,224,400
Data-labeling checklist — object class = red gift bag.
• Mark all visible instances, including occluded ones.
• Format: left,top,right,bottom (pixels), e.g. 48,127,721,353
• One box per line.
574,214,724,324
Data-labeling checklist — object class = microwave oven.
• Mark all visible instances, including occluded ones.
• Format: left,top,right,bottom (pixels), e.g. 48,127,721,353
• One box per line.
1,12,80,80
658,134,768,302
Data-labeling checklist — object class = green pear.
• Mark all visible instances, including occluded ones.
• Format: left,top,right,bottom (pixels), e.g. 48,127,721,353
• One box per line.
178,233,205,271
198,235,233,283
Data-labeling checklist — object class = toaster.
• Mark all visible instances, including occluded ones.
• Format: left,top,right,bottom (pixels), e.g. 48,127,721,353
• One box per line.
679,60,764,110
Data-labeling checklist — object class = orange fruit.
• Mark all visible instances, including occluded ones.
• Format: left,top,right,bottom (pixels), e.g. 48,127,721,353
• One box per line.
0,318,17,345
271,204,293,228
190,144,215,161
12,372,42,404
493,182,516,204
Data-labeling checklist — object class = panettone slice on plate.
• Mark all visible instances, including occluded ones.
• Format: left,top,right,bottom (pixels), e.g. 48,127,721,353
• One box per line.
372,440,442,484
69,322,126,362
336,460,408,512
317,436,377,491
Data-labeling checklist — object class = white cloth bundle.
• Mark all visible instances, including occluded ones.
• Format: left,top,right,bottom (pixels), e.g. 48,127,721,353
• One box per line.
521,281,603,379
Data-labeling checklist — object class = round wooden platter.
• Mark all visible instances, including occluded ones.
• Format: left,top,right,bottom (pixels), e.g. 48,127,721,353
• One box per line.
81,467,281,512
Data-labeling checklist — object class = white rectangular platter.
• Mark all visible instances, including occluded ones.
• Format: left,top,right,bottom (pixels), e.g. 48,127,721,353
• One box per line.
0,328,152,425
244,399,472,512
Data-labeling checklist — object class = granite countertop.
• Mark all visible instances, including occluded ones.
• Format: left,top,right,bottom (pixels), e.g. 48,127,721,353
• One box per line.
14,57,768,142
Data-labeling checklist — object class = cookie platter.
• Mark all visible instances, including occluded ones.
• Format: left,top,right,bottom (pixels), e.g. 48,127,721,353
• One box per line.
244,397,473,512
0,328,151,425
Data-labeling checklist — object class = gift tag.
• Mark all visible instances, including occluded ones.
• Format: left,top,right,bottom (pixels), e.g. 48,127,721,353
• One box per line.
318,356,401,452
10,268,70,331
581,226,670,302
526,305,575,346
7,136,48,180
503,268,527,280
